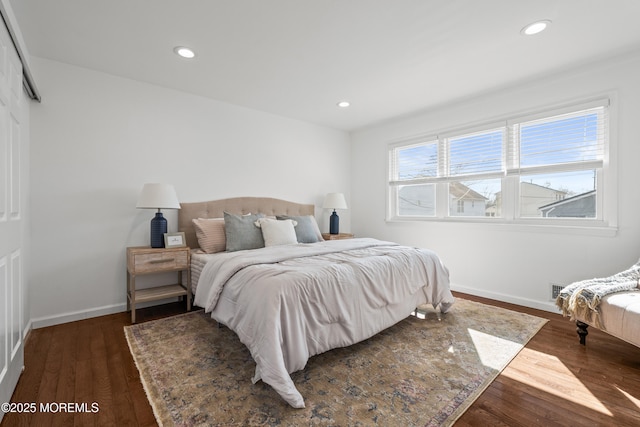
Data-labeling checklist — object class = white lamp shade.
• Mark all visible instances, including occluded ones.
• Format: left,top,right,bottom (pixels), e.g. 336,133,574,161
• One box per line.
136,183,181,209
323,193,348,210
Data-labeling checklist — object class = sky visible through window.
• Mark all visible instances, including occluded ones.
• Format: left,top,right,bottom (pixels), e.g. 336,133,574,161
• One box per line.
397,143,437,180
521,114,599,167
449,129,502,177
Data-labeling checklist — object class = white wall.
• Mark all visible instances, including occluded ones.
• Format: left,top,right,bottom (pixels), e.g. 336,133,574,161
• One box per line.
28,57,351,326
351,50,640,312
29,49,640,324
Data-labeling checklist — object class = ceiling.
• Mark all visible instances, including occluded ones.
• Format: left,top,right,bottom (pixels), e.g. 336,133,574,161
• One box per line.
9,0,640,131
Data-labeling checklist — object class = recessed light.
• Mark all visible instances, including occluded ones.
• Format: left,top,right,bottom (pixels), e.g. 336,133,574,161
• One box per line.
337,101,350,108
521,20,551,36
174,46,196,59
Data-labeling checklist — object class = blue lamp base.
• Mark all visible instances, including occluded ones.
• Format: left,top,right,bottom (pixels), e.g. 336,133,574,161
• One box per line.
150,211,167,248
329,210,340,234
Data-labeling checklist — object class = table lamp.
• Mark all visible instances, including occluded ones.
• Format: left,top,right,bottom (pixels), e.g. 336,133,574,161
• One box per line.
136,183,181,248
323,192,348,234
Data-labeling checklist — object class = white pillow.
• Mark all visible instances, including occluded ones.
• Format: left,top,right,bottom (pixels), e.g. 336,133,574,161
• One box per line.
254,218,298,247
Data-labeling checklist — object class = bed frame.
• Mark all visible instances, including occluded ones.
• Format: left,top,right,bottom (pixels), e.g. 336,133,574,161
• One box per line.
178,196,315,249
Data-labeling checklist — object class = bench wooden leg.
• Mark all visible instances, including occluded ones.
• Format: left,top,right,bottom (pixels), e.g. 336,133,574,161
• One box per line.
576,321,589,345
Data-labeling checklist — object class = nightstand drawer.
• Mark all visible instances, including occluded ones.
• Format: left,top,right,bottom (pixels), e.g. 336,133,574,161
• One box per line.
132,251,188,273
128,248,189,274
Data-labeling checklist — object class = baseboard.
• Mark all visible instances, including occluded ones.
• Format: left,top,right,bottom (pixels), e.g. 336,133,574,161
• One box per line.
30,297,181,329
23,319,32,341
30,303,126,329
28,287,558,329
450,284,559,314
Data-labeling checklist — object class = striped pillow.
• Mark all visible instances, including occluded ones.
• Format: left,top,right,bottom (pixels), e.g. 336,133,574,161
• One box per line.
192,218,226,253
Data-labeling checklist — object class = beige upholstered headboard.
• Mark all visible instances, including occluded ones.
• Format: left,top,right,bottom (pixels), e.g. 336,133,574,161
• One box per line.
178,197,316,248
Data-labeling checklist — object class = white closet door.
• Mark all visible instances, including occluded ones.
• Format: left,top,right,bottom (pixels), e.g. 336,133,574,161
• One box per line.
0,15,24,416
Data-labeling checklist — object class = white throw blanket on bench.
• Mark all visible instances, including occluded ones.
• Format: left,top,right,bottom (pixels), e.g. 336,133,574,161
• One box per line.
556,261,640,328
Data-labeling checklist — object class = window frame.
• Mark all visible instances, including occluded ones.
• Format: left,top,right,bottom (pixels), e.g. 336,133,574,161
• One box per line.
387,96,616,233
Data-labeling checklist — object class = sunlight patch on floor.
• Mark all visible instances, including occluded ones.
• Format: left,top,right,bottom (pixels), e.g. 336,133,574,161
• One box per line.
502,347,613,416
467,328,524,370
616,386,640,410
412,308,441,321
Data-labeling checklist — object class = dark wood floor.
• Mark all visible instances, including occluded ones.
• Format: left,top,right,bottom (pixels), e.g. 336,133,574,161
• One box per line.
2,293,639,426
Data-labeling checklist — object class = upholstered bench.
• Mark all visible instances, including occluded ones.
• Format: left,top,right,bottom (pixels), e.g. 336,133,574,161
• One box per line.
573,291,640,347
556,261,640,347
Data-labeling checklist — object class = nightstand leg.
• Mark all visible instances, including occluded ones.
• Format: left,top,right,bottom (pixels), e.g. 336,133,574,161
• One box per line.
126,272,130,313
187,269,192,311
130,274,136,323
179,270,192,312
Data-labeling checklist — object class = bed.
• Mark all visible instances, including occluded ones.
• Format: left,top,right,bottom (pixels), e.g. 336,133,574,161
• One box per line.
178,197,454,408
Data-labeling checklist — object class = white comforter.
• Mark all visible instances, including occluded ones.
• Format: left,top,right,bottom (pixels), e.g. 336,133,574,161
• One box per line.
194,238,454,408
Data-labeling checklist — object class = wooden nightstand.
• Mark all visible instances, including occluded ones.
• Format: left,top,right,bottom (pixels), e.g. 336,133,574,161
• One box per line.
322,233,354,240
126,246,191,323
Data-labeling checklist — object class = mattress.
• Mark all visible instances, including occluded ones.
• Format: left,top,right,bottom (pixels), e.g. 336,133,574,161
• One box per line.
190,250,218,294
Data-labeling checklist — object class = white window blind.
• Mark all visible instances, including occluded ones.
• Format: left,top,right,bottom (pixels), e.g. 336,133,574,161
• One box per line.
508,102,607,174
388,97,611,224
447,128,504,179
389,139,438,185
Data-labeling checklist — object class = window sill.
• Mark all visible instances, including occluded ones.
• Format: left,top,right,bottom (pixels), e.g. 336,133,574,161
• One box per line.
386,216,618,237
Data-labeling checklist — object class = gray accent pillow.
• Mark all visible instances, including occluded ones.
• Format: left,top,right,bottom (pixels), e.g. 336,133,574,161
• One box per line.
276,215,324,243
224,212,265,252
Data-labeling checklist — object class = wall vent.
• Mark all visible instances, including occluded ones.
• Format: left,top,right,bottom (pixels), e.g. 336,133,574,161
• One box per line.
550,283,564,301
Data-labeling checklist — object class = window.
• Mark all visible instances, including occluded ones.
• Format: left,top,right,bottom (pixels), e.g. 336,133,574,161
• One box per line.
388,98,610,225
390,139,438,217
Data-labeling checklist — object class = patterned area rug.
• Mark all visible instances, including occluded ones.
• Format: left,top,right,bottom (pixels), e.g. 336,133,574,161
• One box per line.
124,299,547,426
